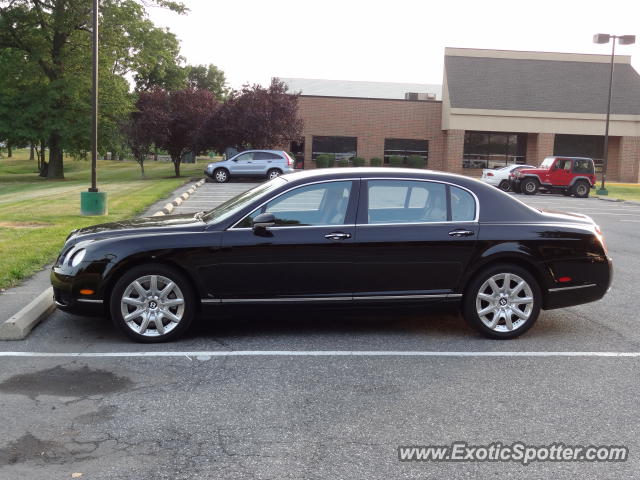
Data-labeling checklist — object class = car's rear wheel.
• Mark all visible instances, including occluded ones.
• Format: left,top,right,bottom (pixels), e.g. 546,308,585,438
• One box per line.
462,264,541,339
572,180,590,198
498,180,511,192
110,264,195,343
214,168,229,183
267,168,282,180
521,178,538,195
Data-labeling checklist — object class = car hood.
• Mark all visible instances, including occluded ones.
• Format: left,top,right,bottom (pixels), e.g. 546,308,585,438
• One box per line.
537,208,595,226
67,214,206,244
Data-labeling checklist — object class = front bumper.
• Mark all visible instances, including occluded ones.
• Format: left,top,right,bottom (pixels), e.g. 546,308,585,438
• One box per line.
51,262,110,317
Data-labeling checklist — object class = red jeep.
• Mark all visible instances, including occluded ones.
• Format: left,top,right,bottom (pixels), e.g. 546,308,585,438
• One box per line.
509,156,596,198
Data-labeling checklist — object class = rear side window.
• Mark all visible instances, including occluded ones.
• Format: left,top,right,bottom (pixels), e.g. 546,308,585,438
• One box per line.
367,180,447,224
254,152,283,160
450,186,476,221
573,159,594,174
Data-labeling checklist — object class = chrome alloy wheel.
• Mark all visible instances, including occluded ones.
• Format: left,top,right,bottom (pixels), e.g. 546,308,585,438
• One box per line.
215,169,228,182
120,275,185,337
524,181,536,193
475,273,534,332
268,169,281,179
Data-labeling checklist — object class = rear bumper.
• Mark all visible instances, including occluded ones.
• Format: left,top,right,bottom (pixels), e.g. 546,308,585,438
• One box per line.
543,256,612,310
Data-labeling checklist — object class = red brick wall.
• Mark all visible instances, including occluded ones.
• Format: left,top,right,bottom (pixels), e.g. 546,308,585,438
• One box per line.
526,133,555,165
296,96,444,169
617,136,640,183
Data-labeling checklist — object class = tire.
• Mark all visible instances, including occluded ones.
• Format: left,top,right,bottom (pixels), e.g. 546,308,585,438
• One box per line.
521,178,538,195
571,180,590,198
498,180,511,192
267,168,282,180
462,263,541,339
213,168,229,183
110,264,195,343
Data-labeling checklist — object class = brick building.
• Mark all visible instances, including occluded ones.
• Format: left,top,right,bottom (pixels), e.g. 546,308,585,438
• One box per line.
280,47,640,182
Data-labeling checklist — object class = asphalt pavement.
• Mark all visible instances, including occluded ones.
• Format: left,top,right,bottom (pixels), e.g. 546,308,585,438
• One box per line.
1,183,640,479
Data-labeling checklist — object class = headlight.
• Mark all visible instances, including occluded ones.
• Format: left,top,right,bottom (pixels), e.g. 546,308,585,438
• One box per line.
69,248,86,267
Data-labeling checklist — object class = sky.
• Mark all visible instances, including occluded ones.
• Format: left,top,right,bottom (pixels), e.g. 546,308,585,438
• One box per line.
147,0,640,90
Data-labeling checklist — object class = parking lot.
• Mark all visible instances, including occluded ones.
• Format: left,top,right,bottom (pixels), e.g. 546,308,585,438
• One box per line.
1,183,639,479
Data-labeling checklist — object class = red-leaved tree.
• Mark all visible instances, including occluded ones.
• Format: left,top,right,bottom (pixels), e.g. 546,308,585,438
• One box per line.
121,89,169,176
157,88,219,177
202,78,302,153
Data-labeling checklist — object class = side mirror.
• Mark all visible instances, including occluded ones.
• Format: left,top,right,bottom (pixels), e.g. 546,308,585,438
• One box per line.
252,213,276,232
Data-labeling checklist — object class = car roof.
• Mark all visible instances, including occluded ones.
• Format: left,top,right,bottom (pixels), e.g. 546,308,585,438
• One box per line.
281,167,481,186
237,149,284,154
544,156,593,161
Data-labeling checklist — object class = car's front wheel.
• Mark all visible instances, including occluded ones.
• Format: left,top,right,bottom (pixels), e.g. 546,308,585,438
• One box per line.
214,168,230,183
521,178,538,195
110,264,195,343
462,264,541,339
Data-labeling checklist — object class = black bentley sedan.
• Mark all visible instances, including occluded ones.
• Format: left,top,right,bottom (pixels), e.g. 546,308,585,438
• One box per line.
51,168,612,342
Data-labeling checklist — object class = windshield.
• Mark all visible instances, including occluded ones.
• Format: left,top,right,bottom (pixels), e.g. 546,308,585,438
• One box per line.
201,177,287,224
540,157,555,169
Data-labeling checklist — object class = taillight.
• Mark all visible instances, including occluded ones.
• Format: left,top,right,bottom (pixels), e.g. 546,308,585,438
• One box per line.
487,172,493,177
595,224,608,254
284,152,293,166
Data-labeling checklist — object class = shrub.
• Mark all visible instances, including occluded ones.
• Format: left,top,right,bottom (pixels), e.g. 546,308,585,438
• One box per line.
352,156,365,167
326,154,336,167
336,158,349,167
316,154,330,168
407,155,426,169
370,157,382,166
389,155,404,167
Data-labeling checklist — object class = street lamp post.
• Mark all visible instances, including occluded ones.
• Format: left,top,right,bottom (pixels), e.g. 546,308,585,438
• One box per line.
80,0,108,215
593,33,636,195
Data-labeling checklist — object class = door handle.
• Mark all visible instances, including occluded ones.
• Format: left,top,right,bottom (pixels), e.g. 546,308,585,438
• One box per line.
448,229,474,237
324,232,351,240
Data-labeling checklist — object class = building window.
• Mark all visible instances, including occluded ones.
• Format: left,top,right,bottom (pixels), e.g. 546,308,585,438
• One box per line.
463,131,527,169
311,136,357,161
383,139,429,165
554,134,604,173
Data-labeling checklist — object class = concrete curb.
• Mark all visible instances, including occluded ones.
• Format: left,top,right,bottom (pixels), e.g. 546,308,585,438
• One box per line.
596,196,624,202
153,178,206,217
2,178,207,341
0,287,55,340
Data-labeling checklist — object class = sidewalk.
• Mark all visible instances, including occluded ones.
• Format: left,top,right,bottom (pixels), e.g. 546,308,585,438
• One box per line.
0,178,200,338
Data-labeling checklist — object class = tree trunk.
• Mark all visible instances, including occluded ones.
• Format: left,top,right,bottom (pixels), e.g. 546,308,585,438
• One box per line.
47,132,64,179
154,146,158,161
7,143,12,157
172,156,181,177
30,143,35,161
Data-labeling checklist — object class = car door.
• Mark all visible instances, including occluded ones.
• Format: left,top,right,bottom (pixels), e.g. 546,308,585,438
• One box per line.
231,152,258,175
214,179,359,301
548,158,572,186
353,179,478,300
254,152,282,175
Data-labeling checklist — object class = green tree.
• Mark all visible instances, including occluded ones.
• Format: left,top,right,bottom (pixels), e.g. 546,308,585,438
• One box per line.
186,64,228,100
0,0,186,178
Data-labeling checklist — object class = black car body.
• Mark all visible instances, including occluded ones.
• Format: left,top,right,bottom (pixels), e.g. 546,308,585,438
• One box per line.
51,168,612,342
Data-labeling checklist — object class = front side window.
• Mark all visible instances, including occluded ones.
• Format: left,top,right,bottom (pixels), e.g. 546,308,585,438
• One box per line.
236,181,353,228
367,180,447,224
234,152,255,162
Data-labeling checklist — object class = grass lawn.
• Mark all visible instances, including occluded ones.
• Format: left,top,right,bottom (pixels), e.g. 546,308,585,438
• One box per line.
0,150,206,289
594,183,640,202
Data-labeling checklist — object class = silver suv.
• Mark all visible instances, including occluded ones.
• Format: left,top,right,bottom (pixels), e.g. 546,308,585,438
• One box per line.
204,150,295,183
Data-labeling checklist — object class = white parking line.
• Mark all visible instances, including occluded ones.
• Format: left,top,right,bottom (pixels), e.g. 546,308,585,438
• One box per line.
1,351,640,358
